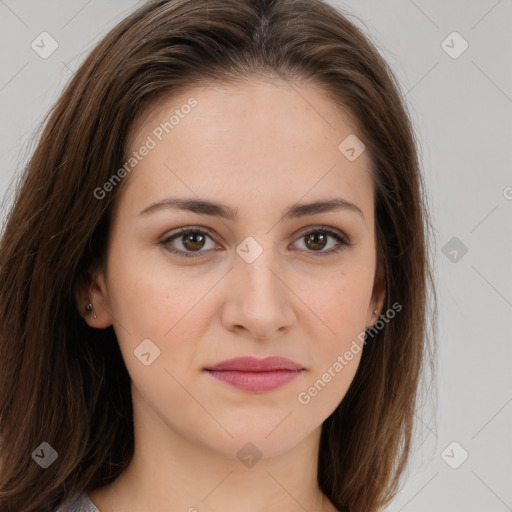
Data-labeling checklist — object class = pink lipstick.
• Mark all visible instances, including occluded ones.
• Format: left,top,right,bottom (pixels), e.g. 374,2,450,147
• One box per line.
204,356,305,392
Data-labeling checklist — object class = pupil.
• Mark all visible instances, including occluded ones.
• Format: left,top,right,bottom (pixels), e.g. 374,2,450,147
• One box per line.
307,232,326,250
184,232,204,250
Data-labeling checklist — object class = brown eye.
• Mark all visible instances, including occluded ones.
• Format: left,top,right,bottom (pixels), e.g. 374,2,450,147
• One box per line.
304,231,328,251
161,225,351,259
293,227,351,256
181,231,206,251
161,228,218,258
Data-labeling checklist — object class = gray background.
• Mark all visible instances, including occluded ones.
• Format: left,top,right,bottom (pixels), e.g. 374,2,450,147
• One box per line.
1,1,511,510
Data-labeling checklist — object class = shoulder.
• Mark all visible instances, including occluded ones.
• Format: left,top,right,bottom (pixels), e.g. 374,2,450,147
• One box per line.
53,491,100,512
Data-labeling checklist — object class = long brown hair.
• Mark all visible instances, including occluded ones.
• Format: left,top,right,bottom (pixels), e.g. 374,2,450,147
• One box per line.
0,1,437,511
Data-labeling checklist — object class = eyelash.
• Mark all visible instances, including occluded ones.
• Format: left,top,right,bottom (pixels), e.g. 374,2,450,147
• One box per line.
160,225,351,258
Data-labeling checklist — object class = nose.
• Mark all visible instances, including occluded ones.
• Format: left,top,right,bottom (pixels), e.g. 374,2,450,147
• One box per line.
220,246,296,341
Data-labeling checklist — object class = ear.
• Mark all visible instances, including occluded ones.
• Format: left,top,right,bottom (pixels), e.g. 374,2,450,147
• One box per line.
366,259,386,329
74,267,113,329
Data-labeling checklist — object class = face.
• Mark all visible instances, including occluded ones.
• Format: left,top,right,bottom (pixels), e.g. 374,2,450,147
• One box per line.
84,78,385,458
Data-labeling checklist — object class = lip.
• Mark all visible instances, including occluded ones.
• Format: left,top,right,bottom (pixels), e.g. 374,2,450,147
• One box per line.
205,356,304,372
204,356,305,392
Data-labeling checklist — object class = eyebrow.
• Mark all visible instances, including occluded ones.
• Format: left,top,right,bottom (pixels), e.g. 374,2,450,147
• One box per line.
139,196,365,223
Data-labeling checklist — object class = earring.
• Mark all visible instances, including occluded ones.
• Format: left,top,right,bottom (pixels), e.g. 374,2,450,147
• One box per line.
85,302,97,319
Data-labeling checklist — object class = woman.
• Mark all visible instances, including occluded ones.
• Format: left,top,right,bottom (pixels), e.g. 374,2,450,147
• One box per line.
0,0,436,511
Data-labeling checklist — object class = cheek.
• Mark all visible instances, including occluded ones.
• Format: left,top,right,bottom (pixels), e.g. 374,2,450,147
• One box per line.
305,267,372,338
296,266,371,400
297,279,366,413
106,246,217,372
106,241,196,334
295,336,363,424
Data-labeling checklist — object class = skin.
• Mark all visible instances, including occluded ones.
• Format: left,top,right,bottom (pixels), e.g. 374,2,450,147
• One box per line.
78,77,386,512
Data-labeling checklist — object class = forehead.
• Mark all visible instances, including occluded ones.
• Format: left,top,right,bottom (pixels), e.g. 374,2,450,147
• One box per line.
120,78,374,221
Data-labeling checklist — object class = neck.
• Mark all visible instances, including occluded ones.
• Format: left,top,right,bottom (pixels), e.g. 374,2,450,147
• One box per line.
89,387,337,512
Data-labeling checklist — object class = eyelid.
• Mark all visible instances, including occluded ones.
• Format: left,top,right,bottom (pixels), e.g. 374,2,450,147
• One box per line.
161,224,350,242
294,225,350,244
160,224,352,257
159,225,222,255
162,225,221,245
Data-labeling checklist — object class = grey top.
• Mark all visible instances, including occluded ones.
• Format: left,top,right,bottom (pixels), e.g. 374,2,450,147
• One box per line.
55,492,100,512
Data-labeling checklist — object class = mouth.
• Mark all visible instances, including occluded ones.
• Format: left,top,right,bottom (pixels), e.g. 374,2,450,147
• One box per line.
204,356,305,393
